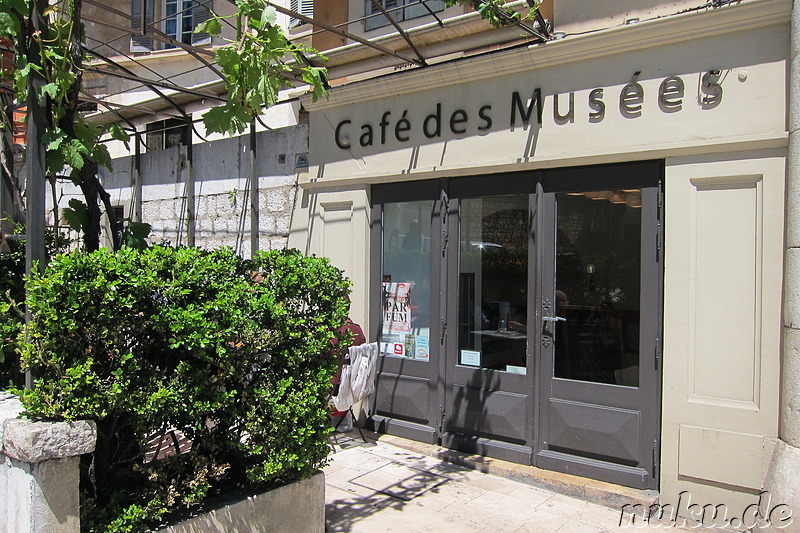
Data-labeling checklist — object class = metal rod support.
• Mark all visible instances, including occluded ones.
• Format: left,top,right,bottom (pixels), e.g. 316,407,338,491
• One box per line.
25,0,49,390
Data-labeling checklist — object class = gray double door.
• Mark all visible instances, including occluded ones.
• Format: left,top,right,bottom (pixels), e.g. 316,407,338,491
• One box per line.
370,162,662,490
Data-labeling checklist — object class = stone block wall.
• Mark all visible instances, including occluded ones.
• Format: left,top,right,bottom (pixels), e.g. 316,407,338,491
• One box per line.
106,124,308,256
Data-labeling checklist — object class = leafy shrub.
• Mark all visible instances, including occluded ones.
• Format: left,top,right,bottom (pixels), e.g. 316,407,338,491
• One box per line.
16,245,351,533
0,236,25,387
1,226,72,388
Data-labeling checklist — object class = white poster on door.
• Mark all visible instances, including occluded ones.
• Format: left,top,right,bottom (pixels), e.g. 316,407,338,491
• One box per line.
382,282,412,335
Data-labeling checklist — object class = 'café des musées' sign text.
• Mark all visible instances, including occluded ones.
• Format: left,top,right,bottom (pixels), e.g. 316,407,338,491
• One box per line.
333,72,723,150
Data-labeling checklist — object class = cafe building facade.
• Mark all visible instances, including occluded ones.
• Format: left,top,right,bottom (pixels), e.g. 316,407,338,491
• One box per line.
290,0,792,518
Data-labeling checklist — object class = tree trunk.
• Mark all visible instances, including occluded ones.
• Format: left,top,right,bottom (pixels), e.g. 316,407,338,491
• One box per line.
60,0,122,251
78,163,102,252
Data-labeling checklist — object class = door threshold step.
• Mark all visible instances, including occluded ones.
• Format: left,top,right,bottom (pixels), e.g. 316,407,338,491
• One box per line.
374,432,659,512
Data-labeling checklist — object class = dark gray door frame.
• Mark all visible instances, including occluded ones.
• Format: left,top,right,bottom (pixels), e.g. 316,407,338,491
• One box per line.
369,180,443,443
441,177,538,464
534,161,663,490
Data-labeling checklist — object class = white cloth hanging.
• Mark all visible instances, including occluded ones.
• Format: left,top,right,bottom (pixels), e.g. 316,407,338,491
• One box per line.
349,342,378,403
334,363,354,412
333,342,378,412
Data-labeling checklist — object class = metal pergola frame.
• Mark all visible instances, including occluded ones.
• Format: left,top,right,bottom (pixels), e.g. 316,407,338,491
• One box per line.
73,0,549,118
5,0,552,388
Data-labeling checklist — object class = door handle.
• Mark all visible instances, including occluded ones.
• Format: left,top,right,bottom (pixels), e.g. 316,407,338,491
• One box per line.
541,315,565,348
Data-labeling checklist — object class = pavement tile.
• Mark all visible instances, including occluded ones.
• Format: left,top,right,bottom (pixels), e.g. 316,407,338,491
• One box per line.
468,489,551,523
576,504,631,531
325,447,376,470
350,462,449,501
366,445,478,480
326,484,403,531
467,471,551,497
412,479,489,511
436,499,527,532
536,494,596,520
325,467,402,499
555,518,614,533
513,507,572,532
343,500,486,533
349,453,395,473
548,493,591,509
506,483,565,507
366,443,431,463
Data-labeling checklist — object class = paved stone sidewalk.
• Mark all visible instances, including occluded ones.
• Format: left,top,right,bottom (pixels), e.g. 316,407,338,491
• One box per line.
324,432,704,533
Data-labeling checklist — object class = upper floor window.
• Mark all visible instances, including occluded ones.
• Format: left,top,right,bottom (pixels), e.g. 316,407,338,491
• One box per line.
165,0,212,47
365,0,445,31
131,0,212,53
145,117,190,151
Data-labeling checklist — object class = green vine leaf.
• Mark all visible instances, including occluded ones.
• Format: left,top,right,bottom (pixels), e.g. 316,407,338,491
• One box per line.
91,142,112,171
108,122,131,151
64,139,88,171
123,221,151,249
444,0,538,28
63,198,89,233
42,128,66,151
200,0,328,136
261,5,277,26
39,82,59,104
0,11,20,36
195,16,222,37
302,66,328,103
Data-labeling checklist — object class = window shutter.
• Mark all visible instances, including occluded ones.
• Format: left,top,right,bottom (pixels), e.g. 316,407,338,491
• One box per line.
130,0,154,52
192,0,212,45
300,0,314,18
290,0,313,27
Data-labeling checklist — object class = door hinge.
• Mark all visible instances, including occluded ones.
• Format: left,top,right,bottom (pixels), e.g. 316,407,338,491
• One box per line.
440,317,447,345
441,190,449,257
654,338,661,371
438,408,446,436
653,438,660,473
656,222,661,258
657,180,664,261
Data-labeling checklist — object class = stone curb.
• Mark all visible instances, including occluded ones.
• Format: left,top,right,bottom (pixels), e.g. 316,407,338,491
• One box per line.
0,394,97,463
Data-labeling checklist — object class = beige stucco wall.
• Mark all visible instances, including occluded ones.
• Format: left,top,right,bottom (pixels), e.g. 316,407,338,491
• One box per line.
553,0,715,35
289,185,372,335
292,0,791,515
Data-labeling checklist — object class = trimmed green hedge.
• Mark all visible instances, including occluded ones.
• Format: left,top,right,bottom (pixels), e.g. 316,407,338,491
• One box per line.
16,245,351,533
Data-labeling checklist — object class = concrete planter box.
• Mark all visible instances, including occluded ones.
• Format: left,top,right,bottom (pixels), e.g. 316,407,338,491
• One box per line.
157,471,326,533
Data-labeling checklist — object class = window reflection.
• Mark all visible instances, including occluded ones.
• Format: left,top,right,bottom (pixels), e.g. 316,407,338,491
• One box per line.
458,196,528,374
554,191,641,386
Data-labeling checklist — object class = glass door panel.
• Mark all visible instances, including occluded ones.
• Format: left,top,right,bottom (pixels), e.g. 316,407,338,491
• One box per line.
442,193,534,465
381,201,433,362
554,191,642,386
457,196,529,374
